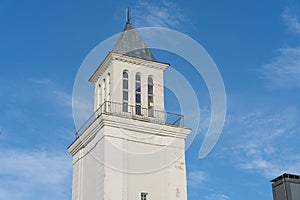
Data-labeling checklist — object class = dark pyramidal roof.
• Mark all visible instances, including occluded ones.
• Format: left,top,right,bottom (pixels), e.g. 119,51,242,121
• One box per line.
112,22,156,61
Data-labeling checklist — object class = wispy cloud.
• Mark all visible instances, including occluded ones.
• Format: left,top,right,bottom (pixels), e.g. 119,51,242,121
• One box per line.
0,77,75,143
0,149,72,199
30,77,72,108
30,78,54,85
31,77,95,128
223,108,300,179
261,47,300,88
0,77,74,199
204,194,231,200
282,8,300,34
28,77,73,119
132,1,186,28
187,169,207,188
260,8,300,88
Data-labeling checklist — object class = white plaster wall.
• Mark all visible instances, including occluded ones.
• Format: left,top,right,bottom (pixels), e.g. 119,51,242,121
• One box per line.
70,112,190,200
168,154,188,200
71,158,79,200
71,128,105,200
102,124,187,200
70,118,189,200
81,148,97,199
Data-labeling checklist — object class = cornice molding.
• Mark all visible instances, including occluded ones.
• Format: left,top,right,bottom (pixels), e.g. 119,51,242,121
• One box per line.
89,52,169,83
68,114,190,156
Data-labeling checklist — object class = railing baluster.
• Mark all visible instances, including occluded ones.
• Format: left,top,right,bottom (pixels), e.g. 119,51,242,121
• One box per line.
75,101,184,138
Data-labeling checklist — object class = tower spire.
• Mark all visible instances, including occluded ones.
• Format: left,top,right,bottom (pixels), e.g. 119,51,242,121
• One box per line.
126,7,131,24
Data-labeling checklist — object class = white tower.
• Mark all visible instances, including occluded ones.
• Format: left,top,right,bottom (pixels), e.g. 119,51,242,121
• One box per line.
68,17,191,200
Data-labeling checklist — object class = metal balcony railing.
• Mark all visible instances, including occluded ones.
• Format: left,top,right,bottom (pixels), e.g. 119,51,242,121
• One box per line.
76,101,184,138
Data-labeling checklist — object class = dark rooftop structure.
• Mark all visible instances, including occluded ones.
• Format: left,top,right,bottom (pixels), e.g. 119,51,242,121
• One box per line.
271,173,300,200
112,10,156,61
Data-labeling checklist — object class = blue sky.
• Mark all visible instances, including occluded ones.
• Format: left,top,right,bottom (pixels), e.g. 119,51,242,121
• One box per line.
1,0,300,199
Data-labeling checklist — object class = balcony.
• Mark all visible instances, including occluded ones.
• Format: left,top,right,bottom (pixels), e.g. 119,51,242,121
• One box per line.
76,101,184,138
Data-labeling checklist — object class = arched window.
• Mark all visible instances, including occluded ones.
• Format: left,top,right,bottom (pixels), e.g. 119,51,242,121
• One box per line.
135,73,141,115
148,76,154,117
122,71,129,112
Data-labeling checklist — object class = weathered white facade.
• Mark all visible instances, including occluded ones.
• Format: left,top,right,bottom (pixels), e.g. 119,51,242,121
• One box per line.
68,20,191,200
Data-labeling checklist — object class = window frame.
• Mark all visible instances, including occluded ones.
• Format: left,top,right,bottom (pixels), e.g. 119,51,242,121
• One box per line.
147,76,154,117
141,192,148,200
122,71,129,112
135,73,142,115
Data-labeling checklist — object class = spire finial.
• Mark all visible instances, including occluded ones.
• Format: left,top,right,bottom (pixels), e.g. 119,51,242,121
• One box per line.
126,7,131,24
